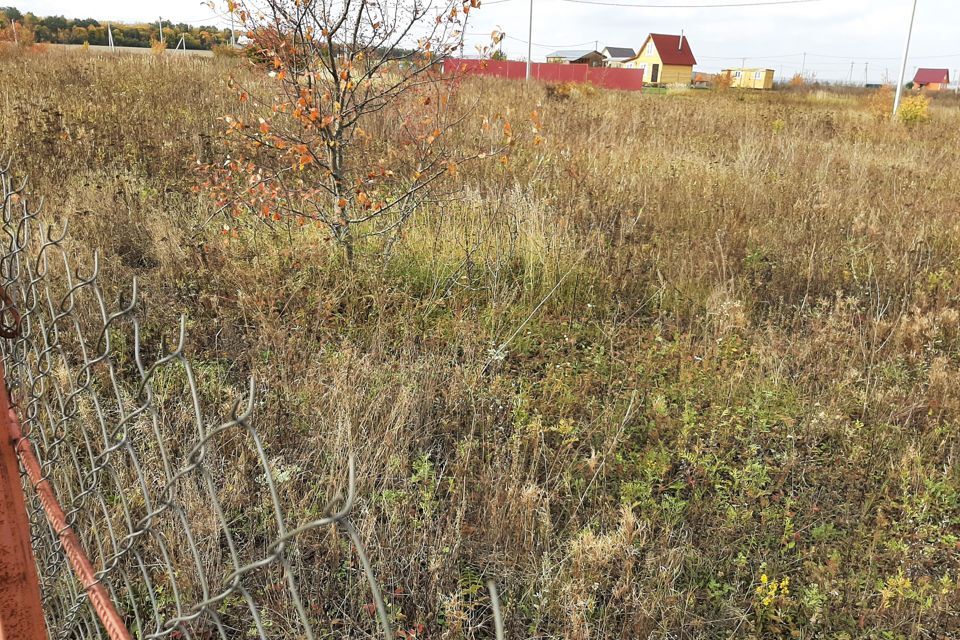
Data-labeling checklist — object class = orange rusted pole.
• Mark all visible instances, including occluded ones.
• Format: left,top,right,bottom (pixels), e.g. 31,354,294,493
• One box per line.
0,368,48,640
7,403,133,640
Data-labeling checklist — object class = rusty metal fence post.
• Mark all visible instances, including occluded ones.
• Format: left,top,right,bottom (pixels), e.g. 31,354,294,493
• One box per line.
0,361,47,640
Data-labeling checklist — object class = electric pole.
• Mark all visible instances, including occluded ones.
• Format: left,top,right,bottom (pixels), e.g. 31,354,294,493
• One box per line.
848,61,854,84
893,0,918,117
801,52,806,78
230,10,236,46
865,62,869,86
107,23,115,51
10,20,17,47
158,17,164,44
525,0,533,80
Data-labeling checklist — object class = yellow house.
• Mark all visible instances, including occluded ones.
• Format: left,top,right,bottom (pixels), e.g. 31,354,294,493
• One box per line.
722,68,775,90
623,33,696,86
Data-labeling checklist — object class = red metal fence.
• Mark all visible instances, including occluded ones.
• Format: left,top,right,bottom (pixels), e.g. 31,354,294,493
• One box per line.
443,58,645,91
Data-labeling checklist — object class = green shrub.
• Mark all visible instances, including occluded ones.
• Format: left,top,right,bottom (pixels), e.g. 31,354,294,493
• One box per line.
899,93,930,124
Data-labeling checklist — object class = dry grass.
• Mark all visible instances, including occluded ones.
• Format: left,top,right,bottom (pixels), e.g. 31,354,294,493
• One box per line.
2,51,959,638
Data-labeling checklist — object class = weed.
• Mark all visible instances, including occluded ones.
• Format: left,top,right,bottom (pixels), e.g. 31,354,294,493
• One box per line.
0,49,958,639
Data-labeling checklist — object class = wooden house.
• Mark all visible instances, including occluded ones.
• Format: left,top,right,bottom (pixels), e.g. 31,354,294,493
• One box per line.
913,68,949,91
601,46,636,68
623,33,696,85
545,49,605,67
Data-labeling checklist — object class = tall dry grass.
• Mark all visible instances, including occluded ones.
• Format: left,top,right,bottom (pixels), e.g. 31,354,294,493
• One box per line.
1,50,959,638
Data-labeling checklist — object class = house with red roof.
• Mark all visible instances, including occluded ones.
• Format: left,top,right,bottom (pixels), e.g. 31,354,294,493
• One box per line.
622,33,696,86
913,68,949,91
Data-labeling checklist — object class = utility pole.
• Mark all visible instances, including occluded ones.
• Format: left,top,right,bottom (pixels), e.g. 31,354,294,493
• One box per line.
10,20,17,47
801,52,806,78
230,10,236,46
893,0,918,117
525,0,533,80
865,62,869,86
848,61,854,84
107,23,115,51
158,17,164,44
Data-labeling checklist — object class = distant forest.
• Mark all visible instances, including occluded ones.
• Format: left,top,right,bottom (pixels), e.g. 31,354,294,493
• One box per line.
0,6,233,50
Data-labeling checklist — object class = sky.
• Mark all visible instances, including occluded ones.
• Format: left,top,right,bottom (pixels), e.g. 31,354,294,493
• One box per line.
9,0,960,82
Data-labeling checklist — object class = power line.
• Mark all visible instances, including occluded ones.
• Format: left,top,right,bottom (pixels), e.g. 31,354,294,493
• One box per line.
554,0,822,7
506,34,596,49
699,52,803,60
699,51,960,62
466,31,597,50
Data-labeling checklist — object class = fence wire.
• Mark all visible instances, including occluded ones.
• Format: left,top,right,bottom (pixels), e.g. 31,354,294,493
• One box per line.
0,161,504,639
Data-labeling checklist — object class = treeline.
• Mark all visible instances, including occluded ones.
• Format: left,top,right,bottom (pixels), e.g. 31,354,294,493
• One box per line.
0,6,233,50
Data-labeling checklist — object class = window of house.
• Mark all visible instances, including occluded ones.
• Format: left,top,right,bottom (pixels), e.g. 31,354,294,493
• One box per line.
734,70,742,78
645,42,654,56
754,71,763,80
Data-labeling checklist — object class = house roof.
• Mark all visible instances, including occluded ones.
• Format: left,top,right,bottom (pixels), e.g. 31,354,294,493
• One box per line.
545,49,601,61
640,33,697,66
914,68,949,85
602,46,636,59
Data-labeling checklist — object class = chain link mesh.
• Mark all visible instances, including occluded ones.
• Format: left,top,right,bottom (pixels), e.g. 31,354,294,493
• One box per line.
0,161,504,640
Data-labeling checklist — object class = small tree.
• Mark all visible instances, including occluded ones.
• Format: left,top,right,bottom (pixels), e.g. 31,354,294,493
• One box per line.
898,93,930,125
202,0,508,260
713,71,732,91
0,16,34,47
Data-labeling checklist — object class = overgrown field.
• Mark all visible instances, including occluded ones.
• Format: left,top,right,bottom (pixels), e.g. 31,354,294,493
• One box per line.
1,50,959,639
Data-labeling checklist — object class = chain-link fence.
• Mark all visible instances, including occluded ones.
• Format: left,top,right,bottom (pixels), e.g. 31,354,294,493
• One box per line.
0,161,504,640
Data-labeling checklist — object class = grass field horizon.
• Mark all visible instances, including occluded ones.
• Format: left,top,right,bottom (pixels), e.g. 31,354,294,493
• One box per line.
1,48,958,639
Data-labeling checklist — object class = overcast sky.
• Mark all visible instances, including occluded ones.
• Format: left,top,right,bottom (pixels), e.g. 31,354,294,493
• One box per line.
10,0,960,81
